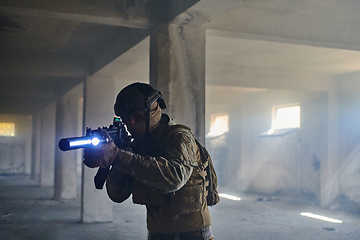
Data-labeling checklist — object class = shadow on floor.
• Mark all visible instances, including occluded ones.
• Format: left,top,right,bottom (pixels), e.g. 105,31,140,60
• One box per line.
1,174,360,240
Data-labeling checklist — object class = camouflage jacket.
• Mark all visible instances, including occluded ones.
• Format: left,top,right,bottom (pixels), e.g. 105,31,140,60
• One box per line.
106,114,211,234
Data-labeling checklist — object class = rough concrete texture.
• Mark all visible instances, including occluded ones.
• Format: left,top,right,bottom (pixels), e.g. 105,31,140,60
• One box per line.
1,174,360,240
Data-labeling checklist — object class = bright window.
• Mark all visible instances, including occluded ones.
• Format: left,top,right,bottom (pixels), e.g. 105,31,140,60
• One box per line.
208,113,229,137
272,104,300,129
0,122,15,136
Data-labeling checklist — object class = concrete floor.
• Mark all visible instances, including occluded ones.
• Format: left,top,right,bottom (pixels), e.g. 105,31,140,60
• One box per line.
1,174,360,240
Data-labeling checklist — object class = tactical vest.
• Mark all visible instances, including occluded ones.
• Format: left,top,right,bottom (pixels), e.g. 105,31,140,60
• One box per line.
131,124,219,214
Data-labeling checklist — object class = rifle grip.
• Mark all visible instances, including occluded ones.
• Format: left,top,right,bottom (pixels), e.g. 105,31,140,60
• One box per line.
94,167,110,189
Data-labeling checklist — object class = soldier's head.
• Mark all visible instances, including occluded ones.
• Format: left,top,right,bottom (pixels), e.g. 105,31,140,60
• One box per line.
114,82,166,140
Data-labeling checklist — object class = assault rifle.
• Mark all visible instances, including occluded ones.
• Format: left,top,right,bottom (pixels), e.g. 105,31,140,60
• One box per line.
58,117,131,189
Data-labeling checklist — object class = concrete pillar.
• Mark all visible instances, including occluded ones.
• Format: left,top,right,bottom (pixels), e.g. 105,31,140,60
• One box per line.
321,80,340,207
227,105,242,190
81,75,115,223
24,115,33,175
150,23,206,143
31,111,42,181
54,83,84,199
40,102,56,187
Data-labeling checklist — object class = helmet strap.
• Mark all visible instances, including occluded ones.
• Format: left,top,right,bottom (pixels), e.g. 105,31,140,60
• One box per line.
145,108,150,139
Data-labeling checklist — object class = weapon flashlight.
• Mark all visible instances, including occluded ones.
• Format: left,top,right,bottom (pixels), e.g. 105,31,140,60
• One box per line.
58,135,109,151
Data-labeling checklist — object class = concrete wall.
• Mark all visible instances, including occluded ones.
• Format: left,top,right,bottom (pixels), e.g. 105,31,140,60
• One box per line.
335,72,360,208
31,112,42,180
206,88,328,202
40,102,56,187
240,90,327,199
0,114,32,174
205,103,243,190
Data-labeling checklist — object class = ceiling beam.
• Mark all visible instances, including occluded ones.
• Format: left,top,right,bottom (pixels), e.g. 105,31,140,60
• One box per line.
0,0,222,28
0,96,53,113
91,27,150,75
0,76,84,115
0,52,89,77
172,0,241,26
0,96,55,115
206,0,360,51
206,67,330,91
0,0,151,29
150,0,199,23
0,75,83,97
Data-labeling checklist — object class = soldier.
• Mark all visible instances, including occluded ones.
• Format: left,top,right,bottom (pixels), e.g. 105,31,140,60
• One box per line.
83,82,218,240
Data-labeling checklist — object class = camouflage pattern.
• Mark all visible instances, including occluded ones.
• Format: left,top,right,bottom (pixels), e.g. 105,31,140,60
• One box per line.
106,114,212,234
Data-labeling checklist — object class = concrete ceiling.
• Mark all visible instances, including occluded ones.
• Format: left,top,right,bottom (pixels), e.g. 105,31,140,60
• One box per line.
0,1,151,114
0,0,232,114
1,0,360,115
108,30,360,99
206,30,360,91
207,32,360,77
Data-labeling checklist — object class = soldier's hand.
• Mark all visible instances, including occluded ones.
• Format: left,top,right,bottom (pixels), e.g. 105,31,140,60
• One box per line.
83,129,119,168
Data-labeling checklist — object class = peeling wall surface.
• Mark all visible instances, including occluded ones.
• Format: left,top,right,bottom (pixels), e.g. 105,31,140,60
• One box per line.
0,114,32,174
0,137,25,173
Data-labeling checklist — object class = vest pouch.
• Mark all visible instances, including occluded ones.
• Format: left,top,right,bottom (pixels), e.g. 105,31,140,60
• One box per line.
132,179,168,206
171,177,204,215
195,139,220,206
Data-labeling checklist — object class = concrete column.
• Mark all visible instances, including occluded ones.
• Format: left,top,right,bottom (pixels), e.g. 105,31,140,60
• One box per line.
40,102,56,187
150,23,206,143
31,111,42,181
81,75,115,223
24,115,33,175
54,83,84,199
321,80,340,207
227,105,242,190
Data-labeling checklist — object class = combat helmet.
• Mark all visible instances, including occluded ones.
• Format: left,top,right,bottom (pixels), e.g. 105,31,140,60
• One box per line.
114,82,166,137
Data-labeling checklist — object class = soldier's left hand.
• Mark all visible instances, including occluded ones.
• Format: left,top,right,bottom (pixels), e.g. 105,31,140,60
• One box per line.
83,129,120,168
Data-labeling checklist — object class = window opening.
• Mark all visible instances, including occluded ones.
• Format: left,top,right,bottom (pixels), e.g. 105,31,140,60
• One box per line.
0,122,15,136
272,104,300,130
208,113,229,137
260,104,300,137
